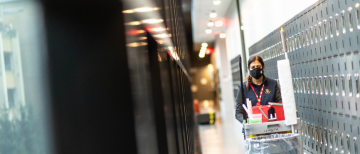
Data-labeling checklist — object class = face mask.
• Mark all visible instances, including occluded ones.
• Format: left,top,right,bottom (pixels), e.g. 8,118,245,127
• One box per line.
250,68,263,79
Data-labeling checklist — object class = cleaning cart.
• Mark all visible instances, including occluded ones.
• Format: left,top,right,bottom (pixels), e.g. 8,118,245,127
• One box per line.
239,28,303,154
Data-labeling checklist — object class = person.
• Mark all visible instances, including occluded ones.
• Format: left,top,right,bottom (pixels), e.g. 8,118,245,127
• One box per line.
235,55,282,123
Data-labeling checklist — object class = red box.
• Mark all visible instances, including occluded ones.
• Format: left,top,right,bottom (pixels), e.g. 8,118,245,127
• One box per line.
251,105,271,122
269,103,285,121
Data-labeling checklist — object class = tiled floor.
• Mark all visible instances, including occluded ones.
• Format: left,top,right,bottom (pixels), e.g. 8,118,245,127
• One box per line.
198,115,245,154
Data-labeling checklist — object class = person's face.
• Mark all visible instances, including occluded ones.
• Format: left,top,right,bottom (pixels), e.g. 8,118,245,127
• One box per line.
248,60,263,71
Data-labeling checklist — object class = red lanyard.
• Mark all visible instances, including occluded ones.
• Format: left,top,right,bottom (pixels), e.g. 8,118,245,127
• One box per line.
249,83,265,106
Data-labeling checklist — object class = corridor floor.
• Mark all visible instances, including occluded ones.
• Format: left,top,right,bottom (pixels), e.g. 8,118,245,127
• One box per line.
198,115,245,154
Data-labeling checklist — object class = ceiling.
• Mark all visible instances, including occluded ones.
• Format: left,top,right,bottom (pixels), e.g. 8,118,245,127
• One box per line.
191,0,233,50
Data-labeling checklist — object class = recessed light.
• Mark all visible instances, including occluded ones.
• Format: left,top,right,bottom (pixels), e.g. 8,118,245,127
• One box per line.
205,28,212,34
214,20,223,27
141,19,164,24
213,0,221,5
210,11,217,18
220,33,226,38
208,21,214,27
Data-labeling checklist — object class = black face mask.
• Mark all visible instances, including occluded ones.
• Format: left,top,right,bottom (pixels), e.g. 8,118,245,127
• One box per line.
250,68,263,79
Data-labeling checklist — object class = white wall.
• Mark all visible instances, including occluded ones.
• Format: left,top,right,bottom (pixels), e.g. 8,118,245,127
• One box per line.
214,37,235,121
224,0,318,61
241,0,318,52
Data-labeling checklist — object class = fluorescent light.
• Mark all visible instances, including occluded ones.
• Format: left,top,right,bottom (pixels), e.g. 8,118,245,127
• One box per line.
214,20,223,27
202,43,208,47
123,7,160,13
208,64,214,72
213,0,221,5
147,27,166,32
219,33,226,38
126,42,148,47
154,33,170,38
210,12,217,18
141,19,164,24
199,49,206,58
134,7,153,12
125,21,141,25
205,28,212,34
207,21,214,27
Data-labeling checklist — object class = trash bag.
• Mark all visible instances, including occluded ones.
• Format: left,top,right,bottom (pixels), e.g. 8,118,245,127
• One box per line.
245,134,301,154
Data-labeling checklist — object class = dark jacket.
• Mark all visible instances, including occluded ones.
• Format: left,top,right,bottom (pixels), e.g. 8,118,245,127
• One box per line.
235,77,282,123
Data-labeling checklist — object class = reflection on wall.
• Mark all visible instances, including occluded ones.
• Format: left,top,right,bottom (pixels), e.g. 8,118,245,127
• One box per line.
0,1,51,154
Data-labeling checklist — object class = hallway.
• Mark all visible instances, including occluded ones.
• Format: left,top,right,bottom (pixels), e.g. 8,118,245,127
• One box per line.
199,115,245,154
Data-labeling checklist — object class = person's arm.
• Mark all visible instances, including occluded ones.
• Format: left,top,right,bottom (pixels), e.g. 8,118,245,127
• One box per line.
275,81,282,102
235,84,244,123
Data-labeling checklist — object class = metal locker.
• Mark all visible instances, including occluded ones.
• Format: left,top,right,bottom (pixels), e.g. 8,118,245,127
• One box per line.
350,117,360,154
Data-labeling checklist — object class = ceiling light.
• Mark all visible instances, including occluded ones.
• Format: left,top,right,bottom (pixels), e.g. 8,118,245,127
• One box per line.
122,10,134,13
214,20,223,27
205,28,212,34
141,19,164,24
210,11,217,18
125,21,141,25
208,64,214,72
134,7,153,12
199,49,206,58
122,7,160,13
146,27,166,32
219,33,226,38
202,43,208,47
207,21,214,27
241,26,245,30
154,33,171,38
127,42,148,47
213,0,221,5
